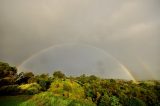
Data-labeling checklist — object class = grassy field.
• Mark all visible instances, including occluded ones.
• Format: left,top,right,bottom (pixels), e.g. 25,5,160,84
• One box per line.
0,92,96,106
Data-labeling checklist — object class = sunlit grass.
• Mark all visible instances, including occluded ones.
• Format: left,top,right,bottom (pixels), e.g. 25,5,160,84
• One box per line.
49,79,85,99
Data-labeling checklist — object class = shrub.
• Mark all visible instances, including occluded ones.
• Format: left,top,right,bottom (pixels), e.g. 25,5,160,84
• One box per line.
19,83,41,95
63,82,72,92
99,93,110,106
127,97,146,106
99,95,122,106
22,92,95,106
37,79,51,91
0,77,15,87
0,85,20,95
49,79,85,99
110,96,121,106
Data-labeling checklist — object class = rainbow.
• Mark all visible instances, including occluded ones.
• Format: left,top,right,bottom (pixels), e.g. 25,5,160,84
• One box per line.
18,43,137,82
118,64,136,82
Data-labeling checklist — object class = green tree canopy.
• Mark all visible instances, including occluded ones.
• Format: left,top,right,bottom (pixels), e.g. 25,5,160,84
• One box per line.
53,71,65,79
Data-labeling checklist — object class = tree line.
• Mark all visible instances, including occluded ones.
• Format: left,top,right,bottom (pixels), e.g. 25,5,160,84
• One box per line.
0,61,160,106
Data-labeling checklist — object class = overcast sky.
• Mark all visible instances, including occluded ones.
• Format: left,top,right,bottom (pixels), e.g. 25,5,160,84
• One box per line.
0,0,160,80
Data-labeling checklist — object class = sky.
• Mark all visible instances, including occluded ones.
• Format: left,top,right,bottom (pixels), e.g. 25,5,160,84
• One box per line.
0,0,160,80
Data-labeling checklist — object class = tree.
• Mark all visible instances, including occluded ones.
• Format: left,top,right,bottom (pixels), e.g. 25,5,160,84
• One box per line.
35,73,52,91
0,61,17,86
0,62,17,78
89,75,98,81
53,71,65,79
16,72,34,84
99,93,110,106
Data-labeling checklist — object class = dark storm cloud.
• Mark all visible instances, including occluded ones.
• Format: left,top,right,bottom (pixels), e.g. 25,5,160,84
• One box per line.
0,0,160,79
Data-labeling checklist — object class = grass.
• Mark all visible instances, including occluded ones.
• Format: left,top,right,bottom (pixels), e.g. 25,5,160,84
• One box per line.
49,79,85,99
0,95,32,106
0,92,96,106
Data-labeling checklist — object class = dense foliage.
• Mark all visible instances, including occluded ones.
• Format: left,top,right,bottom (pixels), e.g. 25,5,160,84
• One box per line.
0,61,160,106
49,79,85,99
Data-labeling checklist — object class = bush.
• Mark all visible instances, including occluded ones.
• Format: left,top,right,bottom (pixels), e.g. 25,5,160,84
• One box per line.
0,77,15,87
0,85,20,95
21,92,95,106
110,96,121,106
99,95,122,106
49,79,85,99
127,97,146,106
63,82,72,92
19,83,41,95
99,93,110,106
37,79,51,91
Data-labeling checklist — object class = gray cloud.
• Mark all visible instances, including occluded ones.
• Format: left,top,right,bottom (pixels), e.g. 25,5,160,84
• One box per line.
0,0,160,80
